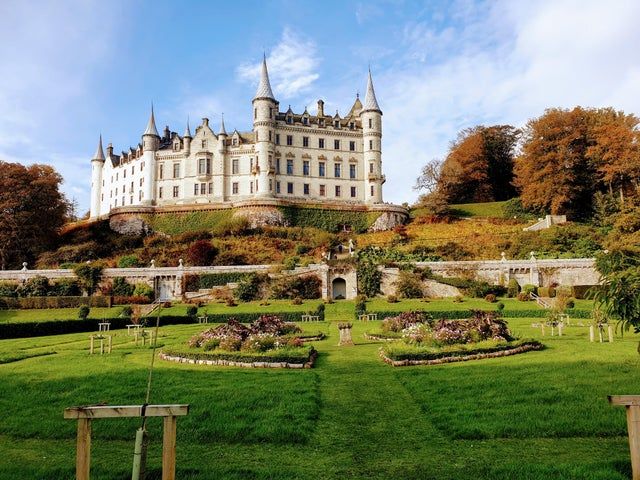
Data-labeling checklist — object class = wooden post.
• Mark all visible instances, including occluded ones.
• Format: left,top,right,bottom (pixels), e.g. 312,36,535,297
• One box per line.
162,416,177,480
599,326,604,343
609,396,640,480
558,323,563,337
608,325,614,343
76,418,91,480
551,325,555,336
100,338,104,354
108,335,113,353
540,323,545,336
589,325,595,342
90,336,94,354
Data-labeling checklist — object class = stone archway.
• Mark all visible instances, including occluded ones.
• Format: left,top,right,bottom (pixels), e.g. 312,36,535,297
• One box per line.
332,277,347,300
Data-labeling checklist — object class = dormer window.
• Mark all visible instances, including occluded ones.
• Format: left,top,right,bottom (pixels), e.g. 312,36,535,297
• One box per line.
349,122,355,130
232,137,238,146
319,119,324,127
287,115,293,124
303,117,308,125
334,120,340,128
174,142,180,151
201,139,207,149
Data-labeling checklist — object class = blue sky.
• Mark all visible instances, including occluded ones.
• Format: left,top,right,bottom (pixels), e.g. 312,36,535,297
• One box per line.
1,0,640,213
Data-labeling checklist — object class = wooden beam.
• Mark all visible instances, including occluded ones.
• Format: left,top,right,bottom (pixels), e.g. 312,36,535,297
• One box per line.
162,416,177,480
64,404,189,419
76,418,91,480
610,396,640,406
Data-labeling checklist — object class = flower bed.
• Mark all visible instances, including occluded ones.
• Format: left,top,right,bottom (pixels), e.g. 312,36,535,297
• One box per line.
376,310,543,366
162,315,317,369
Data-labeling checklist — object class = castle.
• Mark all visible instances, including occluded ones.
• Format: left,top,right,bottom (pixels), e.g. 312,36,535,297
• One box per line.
89,57,407,231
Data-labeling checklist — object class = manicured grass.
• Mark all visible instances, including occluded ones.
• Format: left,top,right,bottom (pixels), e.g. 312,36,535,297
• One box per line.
0,304,635,479
0,307,123,323
449,200,509,218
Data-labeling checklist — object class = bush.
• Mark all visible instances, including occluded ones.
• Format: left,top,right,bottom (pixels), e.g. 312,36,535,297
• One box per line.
234,273,268,302
355,294,367,319
78,305,90,320
566,298,575,309
517,292,530,302
485,294,497,303
466,281,507,298
387,295,399,303
537,286,556,298
314,303,325,321
210,216,251,237
1,296,111,309
522,284,538,296
117,255,140,268
120,306,133,317
295,244,311,255
270,275,321,300
0,282,18,298
506,279,519,298
381,311,431,333
49,279,81,297
73,264,103,295
357,261,382,298
453,295,464,303
186,305,198,317
291,297,303,305
16,276,50,297
187,240,218,266
112,277,134,297
395,271,424,299
112,295,150,305
133,283,154,301
496,302,505,311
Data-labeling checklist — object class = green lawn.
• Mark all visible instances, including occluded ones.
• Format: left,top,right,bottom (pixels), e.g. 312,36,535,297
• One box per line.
0,307,123,323
448,200,508,218
0,305,635,479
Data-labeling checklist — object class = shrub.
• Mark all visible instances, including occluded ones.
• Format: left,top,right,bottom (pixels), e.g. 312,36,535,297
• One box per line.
566,298,575,309
226,297,237,307
382,311,431,333
291,297,303,305
117,255,140,268
121,306,133,317
522,284,538,296
112,277,134,297
112,295,150,305
355,294,367,319
496,302,505,311
357,261,382,297
466,281,507,298
395,271,424,299
133,283,154,301
0,282,18,298
173,230,212,244
211,216,251,237
506,279,519,298
78,305,90,320
485,294,497,303
537,286,556,298
453,295,464,303
387,295,399,303
295,244,311,255
16,276,50,297
314,303,326,321
187,240,218,266
270,275,321,300
234,273,268,302
517,292,530,302
73,263,103,295
186,305,198,317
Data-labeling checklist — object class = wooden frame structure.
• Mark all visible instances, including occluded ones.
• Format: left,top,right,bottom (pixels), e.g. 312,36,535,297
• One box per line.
64,404,189,480
609,395,640,479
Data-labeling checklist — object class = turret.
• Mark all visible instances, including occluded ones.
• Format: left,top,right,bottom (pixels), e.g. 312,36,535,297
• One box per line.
141,105,159,205
252,55,276,197
218,114,227,154
183,118,192,154
361,69,383,204
90,135,105,218
142,104,160,152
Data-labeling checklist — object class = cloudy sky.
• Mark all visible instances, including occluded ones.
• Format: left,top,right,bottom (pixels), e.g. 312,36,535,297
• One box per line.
1,0,639,212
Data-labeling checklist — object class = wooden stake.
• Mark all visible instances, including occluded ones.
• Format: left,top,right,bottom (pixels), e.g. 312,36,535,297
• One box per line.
540,323,545,336
100,338,104,355
628,406,640,480
599,327,604,343
90,336,94,354
162,416,177,480
558,323,563,337
76,418,91,480
108,335,113,353
608,325,614,343
589,325,595,342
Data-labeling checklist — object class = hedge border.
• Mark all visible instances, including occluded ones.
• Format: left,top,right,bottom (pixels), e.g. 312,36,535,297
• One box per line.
160,347,316,369
369,309,591,320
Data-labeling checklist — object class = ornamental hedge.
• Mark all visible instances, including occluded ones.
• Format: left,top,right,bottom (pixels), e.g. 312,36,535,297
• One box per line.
183,272,254,291
0,296,112,310
278,206,380,233
161,345,315,365
369,309,591,320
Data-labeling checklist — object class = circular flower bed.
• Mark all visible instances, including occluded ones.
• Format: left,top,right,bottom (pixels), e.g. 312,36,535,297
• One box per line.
376,310,542,366
162,315,317,368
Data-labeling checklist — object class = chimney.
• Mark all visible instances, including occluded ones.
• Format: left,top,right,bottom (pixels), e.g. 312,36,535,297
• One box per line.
317,99,324,118
202,117,209,127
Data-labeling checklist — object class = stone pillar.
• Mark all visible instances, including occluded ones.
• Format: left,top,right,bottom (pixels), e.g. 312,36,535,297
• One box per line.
338,323,354,346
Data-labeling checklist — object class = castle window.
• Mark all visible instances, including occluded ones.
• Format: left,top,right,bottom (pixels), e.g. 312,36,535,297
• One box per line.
256,179,258,191
198,158,211,175
200,183,206,195
334,120,339,128
350,164,356,179
139,191,143,201
115,199,118,207
250,182,254,194
130,181,134,193
303,183,310,195
123,169,127,178
115,187,118,196
194,184,198,195
369,118,372,128
349,141,355,151
350,122,354,130
370,185,374,196
129,195,132,204
318,138,325,149
232,182,239,194
351,186,357,198
254,108,257,119
159,164,164,179
303,136,309,147
116,173,119,181
276,158,281,174
335,185,341,197
139,178,143,186
303,160,309,176
319,162,325,177
334,163,341,178
232,137,238,146
369,140,373,150
319,184,326,196
287,115,292,124
173,186,179,198
269,179,272,191
174,143,179,151
269,107,273,118
286,135,293,146
208,183,213,194
133,166,136,175
334,139,340,150
303,117,308,125
173,163,180,178
159,187,163,199
232,159,239,174
286,159,294,175
101,193,103,201
369,162,374,173
275,134,280,145
202,139,207,148
287,182,293,194
319,119,324,127
269,130,272,141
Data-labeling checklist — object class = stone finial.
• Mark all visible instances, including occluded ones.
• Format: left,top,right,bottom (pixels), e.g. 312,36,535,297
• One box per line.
21,262,28,271
179,258,184,268
150,259,156,268
501,252,506,262
529,251,536,261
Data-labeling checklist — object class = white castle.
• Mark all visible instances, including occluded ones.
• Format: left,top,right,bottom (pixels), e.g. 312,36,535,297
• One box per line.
89,57,405,229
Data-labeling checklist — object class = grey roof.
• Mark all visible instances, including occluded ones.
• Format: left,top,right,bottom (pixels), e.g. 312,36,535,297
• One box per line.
92,134,105,161
183,118,192,138
219,114,227,135
254,56,275,101
363,69,382,113
143,105,160,136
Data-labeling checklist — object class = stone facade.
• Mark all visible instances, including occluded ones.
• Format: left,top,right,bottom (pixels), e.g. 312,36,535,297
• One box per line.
89,58,407,230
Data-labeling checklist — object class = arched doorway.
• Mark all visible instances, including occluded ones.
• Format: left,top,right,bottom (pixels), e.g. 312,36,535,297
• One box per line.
332,277,347,300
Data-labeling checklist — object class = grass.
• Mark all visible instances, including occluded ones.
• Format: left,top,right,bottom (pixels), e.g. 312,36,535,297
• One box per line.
0,301,635,479
448,200,509,218
0,307,123,323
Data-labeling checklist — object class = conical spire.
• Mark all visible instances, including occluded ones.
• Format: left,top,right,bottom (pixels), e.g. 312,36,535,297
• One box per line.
363,69,381,113
218,113,227,135
143,104,160,136
92,134,105,161
183,117,192,138
254,54,275,101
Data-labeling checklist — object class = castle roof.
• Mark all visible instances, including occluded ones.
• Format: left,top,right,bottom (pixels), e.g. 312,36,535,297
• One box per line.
219,114,227,135
363,70,381,113
92,134,105,162
143,105,160,136
254,55,275,101
183,118,192,138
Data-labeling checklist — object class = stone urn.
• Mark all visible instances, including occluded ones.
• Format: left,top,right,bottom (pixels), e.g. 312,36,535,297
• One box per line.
338,322,354,346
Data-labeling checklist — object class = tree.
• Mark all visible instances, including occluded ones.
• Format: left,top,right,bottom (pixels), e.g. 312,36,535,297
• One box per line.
425,125,519,204
0,162,70,269
187,240,218,266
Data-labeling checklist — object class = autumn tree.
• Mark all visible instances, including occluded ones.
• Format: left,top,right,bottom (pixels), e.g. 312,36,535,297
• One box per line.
0,162,70,269
420,125,519,204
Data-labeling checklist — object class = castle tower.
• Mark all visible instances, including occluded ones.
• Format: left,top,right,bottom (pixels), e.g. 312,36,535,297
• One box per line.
89,135,105,218
183,118,192,155
218,114,228,198
361,69,383,204
252,55,276,197
141,105,160,205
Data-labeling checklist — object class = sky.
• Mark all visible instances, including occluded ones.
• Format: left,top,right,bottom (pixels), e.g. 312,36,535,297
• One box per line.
1,0,639,213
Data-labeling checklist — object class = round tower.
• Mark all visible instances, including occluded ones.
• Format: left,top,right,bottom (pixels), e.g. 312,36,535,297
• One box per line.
361,69,383,204
252,55,276,197
183,118,192,155
90,135,105,218
141,105,160,205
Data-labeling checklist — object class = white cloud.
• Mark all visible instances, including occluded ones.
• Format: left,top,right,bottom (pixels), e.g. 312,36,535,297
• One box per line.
377,0,640,205
237,28,320,99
